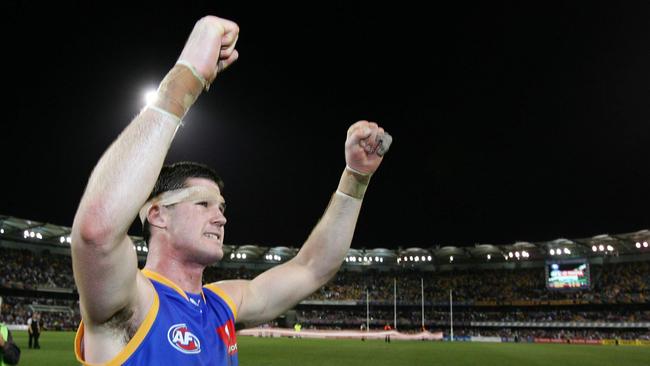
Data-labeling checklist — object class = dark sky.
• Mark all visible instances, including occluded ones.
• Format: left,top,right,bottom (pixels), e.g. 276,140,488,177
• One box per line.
3,2,649,250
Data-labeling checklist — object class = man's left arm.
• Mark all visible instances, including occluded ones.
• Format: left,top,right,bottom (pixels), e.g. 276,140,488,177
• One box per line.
217,121,391,323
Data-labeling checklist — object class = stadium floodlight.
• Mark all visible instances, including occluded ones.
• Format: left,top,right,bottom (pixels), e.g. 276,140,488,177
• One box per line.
236,253,241,259
636,242,642,248
427,256,432,261
592,245,598,251
0,228,3,234
644,242,649,248
508,252,514,258
606,245,614,252
230,253,235,259
67,236,72,244
486,254,491,260
380,258,384,263
397,258,401,263
36,233,42,239
449,256,454,262
137,246,141,251
564,248,571,255
375,256,380,262
143,246,148,252
60,236,65,243
522,251,529,258
515,251,520,258
30,231,35,238
598,245,605,251
242,253,247,259
549,249,555,255
144,89,158,105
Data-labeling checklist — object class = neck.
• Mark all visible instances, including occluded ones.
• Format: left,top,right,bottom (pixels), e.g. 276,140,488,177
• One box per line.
144,249,205,294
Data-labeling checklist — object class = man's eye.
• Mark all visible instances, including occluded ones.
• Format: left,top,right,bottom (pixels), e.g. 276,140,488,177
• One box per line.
197,202,209,207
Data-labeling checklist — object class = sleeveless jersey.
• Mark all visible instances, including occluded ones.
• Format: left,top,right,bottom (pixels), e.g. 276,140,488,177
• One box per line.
75,269,239,365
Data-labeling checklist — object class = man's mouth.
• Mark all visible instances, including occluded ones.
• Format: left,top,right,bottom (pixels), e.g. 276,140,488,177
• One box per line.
204,232,221,241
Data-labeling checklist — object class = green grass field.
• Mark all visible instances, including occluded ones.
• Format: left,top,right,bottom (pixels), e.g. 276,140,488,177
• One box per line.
10,331,650,365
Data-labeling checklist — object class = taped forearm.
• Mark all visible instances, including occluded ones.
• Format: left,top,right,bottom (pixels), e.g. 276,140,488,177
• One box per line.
336,166,371,200
151,62,206,120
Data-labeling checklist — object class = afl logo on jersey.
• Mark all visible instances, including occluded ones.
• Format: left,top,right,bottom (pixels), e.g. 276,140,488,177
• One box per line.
167,323,201,354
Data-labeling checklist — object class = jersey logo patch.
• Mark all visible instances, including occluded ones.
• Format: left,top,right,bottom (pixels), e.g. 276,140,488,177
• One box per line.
216,319,238,355
167,323,201,354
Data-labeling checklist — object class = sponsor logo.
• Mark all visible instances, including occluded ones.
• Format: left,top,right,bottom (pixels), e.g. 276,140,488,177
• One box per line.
216,319,238,355
167,323,201,354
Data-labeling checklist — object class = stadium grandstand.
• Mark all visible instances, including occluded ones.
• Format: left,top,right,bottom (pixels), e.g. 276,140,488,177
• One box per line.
1,214,649,344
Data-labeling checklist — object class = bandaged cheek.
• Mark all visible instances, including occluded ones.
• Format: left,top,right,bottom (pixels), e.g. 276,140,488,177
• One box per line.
139,186,224,224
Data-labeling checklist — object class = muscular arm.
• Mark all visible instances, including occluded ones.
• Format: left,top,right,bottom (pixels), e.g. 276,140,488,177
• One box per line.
217,121,390,323
71,16,239,326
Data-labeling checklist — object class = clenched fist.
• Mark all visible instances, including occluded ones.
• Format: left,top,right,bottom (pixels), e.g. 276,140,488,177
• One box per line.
345,121,392,175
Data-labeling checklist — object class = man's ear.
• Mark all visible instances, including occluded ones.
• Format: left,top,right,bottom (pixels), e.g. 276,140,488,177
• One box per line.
147,204,168,229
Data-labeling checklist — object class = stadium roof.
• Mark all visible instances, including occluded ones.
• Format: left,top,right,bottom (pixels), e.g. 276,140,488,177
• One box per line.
2,215,648,268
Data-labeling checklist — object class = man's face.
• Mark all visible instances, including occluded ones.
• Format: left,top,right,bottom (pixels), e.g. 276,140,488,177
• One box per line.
164,177,227,265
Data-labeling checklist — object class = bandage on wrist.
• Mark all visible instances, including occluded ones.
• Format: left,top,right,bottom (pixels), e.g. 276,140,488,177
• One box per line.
152,63,205,120
337,166,371,200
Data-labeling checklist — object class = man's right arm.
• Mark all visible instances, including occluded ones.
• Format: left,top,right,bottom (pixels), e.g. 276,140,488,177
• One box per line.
71,16,239,326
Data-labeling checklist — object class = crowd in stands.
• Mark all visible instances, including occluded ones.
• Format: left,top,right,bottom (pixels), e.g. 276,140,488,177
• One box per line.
0,296,80,331
0,249,75,290
1,247,649,338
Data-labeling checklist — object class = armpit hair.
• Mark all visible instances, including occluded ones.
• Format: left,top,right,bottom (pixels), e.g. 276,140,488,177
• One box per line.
103,306,139,345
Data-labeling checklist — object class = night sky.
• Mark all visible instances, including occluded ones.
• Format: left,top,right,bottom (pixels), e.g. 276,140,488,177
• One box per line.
3,2,649,250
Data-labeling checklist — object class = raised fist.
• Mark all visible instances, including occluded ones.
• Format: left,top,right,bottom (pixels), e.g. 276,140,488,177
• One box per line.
177,16,240,86
345,121,392,175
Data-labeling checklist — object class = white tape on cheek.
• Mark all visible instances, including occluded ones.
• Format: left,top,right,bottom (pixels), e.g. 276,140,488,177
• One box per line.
138,186,224,224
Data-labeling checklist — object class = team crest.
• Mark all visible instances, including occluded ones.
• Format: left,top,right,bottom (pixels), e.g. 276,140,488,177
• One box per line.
167,323,202,354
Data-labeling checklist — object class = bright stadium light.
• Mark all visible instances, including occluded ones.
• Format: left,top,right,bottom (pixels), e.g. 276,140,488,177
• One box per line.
236,253,241,259
36,233,42,239
606,245,614,252
66,236,72,244
60,236,65,243
592,245,598,252
144,89,158,105
427,256,432,261
486,254,491,260
564,248,571,255
414,256,420,262
449,256,454,262
230,253,235,259
0,228,4,234
598,245,604,251
242,253,247,259
549,249,555,255
644,242,649,248
137,246,141,251
508,252,514,258
375,256,380,262
143,246,148,252
522,251,529,258
380,258,384,263
636,242,642,248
